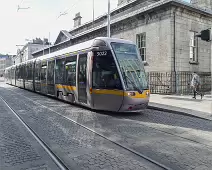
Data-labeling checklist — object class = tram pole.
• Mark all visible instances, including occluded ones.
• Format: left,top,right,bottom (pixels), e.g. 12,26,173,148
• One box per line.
107,0,111,37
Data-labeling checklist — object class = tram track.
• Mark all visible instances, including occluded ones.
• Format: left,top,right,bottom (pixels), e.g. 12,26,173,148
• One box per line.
2,86,171,170
3,84,212,170
8,85,212,150
0,95,69,170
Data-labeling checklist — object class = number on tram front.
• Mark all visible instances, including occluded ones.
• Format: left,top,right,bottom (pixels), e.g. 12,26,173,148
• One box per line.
96,51,107,56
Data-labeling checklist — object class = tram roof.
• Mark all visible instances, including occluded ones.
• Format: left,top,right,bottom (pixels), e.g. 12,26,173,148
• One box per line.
37,37,134,60
6,37,134,70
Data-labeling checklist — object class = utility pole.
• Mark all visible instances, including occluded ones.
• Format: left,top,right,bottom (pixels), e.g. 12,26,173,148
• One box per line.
43,38,45,56
107,0,111,37
93,0,95,23
49,32,51,55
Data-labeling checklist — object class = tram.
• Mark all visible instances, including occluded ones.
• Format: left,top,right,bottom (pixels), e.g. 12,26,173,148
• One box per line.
5,37,150,112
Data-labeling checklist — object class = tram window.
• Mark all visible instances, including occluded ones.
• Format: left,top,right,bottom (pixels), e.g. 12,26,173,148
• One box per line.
78,53,87,85
26,63,32,81
18,67,21,79
92,51,122,90
41,61,47,81
55,58,65,84
16,67,19,79
20,64,25,80
17,67,20,79
65,56,76,86
11,68,14,79
20,65,23,79
35,61,41,81
28,63,33,81
25,64,28,80
47,60,55,84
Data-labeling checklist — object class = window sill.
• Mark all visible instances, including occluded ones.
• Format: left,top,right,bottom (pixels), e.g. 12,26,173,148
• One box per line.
189,61,199,65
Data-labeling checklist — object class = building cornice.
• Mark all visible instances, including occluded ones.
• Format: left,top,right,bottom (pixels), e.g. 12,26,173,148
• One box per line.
70,0,212,33
72,0,212,38
32,0,212,56
69,0,139,32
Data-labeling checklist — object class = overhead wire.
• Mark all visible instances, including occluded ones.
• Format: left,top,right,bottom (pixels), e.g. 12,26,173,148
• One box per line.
57,0,81,19
17,0,31,12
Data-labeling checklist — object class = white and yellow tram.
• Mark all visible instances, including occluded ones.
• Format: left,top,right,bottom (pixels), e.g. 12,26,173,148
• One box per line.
5,37,150,112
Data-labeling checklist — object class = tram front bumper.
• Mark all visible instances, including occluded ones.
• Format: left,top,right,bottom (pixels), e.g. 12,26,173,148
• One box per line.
118,91,150,112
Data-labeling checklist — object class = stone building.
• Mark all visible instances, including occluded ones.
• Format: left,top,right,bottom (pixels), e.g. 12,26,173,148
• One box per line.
0,55,15,76
15,38,50,65
32,0,211,94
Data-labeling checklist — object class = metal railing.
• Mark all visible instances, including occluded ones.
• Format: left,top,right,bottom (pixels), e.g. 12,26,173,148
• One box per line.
147,72,211,95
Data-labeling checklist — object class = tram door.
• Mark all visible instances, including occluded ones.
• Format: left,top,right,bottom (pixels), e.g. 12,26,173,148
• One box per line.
77,53,88,104
40,61,47,94
34,60,41,92
47,60,55,95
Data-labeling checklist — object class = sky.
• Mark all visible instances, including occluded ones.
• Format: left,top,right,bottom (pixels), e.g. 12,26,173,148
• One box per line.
0,0,189,54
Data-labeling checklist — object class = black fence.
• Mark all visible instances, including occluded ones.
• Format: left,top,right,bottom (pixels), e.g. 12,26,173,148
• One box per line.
147,72,211,95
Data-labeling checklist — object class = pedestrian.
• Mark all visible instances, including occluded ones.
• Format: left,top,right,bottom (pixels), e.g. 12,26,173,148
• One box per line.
190,72,203,99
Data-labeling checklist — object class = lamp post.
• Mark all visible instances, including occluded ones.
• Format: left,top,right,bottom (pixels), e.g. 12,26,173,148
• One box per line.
107,0,111,37
93,0,95,23
43,38,45,56
48,32,51,55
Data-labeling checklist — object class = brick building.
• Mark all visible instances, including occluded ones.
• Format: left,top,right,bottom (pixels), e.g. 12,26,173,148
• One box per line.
32,0,211,94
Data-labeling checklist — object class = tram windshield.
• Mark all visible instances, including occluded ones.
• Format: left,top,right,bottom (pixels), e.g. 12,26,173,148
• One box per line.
92,50,122,90
111,42,148,91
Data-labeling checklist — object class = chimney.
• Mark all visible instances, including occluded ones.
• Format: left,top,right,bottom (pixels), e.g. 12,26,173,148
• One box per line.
73,12,82,27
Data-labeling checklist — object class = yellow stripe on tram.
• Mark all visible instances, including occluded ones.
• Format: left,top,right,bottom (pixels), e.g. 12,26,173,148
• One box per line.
56,84,76,91
92,89,150,98
41,83,48,86
92,89,124,96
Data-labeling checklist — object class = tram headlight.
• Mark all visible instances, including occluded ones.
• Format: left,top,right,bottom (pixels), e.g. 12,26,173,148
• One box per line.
146,91,150,96
128,92,136,96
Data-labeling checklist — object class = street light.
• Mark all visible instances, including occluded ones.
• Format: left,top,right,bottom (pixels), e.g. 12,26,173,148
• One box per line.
107,0,111,37
92,0,95,27
48,32,51,55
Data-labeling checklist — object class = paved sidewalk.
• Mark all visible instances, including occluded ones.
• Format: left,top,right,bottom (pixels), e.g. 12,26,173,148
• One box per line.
149,94,212,121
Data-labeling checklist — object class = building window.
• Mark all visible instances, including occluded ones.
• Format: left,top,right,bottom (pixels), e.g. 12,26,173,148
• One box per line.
136,33,146,61
189,31,198,63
